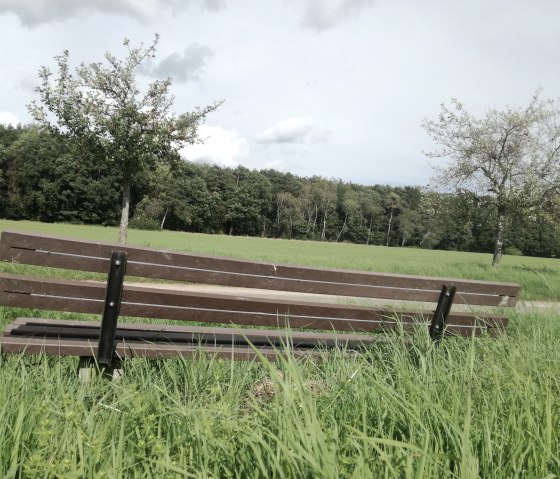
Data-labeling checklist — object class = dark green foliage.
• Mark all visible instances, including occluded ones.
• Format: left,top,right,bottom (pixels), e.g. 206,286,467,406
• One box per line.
1,127,120,224
1,124,559,257
128,217,161,231
503,246,523,256
224,167,273,237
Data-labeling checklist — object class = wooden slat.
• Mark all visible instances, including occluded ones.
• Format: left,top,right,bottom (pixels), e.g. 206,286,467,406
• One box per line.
0,336,313,361
3,318,378,349
9,317,378,342
0,274,508,336
0,230,521,306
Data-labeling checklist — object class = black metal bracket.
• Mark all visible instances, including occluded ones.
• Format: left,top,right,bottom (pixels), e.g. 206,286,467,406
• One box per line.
429,284,456,343
97,251,127,366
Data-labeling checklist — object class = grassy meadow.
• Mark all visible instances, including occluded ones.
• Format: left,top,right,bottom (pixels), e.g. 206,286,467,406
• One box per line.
0,220,559,477
1,219,559,301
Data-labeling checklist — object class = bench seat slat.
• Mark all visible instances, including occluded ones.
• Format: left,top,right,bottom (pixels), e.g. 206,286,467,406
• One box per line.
0,336,308,361
3,318,378,349
0,230,521,306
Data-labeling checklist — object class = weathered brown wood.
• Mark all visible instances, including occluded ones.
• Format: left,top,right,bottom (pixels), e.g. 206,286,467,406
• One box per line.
2,318,499,342
8,317,376,341
0,230,521,306
3,320,492,360
0,230,517,364
0,336,329,361
4,318,380,349
0,274,508,336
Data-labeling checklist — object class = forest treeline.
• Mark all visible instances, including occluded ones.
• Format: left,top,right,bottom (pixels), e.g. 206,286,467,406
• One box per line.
1,124,558,257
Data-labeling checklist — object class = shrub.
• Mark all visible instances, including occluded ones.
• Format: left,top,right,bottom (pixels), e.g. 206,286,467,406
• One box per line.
129,217,160,231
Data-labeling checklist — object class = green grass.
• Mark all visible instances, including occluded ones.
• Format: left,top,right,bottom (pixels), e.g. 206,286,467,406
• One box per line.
1,219,559,301
1,221,559,477
0,308,559,477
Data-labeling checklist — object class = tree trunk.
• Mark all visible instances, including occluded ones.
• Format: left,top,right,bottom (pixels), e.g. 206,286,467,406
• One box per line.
492,203,506,266
386,206,393,247
118,179,131,245
275,202,282,237
321,210,328,241
312,205,318,234
366,217,373,245
288,213,293,239
160,208,168,230
336,212,348,242
419,231,431,246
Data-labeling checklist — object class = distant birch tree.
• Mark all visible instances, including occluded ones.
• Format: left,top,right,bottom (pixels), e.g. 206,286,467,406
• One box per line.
422,91,560,265
28,35,221,244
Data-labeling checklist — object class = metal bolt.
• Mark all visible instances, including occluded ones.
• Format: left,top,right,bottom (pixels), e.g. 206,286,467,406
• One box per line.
115,260,121,266
445,292,450,297
109,301,115,308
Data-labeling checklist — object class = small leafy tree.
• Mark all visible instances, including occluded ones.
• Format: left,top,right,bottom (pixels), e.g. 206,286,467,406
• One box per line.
422,91,560,265
29,35,221,244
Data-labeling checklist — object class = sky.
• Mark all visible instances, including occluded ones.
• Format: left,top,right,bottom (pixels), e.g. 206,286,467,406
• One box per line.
1,0,559,187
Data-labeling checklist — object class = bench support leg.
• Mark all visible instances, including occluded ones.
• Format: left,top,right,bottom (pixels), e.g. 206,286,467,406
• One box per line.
429,284,456,343
97,251,127,368
103,359,124,380
78,357,123,381
78,356,95,382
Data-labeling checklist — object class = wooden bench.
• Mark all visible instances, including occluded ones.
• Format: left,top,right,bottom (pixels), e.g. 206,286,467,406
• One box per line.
0,230,521,367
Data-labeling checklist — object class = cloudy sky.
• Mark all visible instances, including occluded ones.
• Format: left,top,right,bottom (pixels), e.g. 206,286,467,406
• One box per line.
1,0,559,186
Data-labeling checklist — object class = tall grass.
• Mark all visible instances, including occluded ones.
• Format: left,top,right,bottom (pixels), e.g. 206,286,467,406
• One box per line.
1,308,559,477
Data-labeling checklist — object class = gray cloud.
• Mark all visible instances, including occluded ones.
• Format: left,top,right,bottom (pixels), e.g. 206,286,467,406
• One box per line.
257,117,314,144
151,44,214,83
0,0,225,26
302,0,375,32
17,74,38,93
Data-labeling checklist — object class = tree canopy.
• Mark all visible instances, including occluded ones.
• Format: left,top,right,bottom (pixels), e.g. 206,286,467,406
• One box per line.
1,123,560,258
28,35,221,244
423,91,560,265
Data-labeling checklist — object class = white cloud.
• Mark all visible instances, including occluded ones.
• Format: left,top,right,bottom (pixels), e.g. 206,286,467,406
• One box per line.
256,117,314,144
0,0,224,26
302,0,375,32
0,112,19,126
180,124,249,168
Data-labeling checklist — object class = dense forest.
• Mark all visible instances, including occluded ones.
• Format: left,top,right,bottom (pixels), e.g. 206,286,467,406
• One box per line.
1,124,558,257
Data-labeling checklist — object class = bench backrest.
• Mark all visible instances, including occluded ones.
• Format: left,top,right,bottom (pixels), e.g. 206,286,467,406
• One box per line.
0,230,521,306
0,230,520,337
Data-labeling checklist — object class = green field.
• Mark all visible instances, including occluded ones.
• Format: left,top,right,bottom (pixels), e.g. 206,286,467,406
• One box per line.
1,219,559,301
0,221,559,477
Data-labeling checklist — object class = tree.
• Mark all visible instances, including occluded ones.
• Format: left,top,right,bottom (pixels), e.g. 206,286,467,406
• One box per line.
336,188,361,242
3,127,120,223
28,35,221,244
383,191,401,247
358,189,384,245
422,91,560,265
225,167,273,237
274,191,299,238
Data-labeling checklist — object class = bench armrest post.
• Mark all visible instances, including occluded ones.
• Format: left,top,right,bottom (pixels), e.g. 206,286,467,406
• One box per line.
430,284,456,343
97,251,128,366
